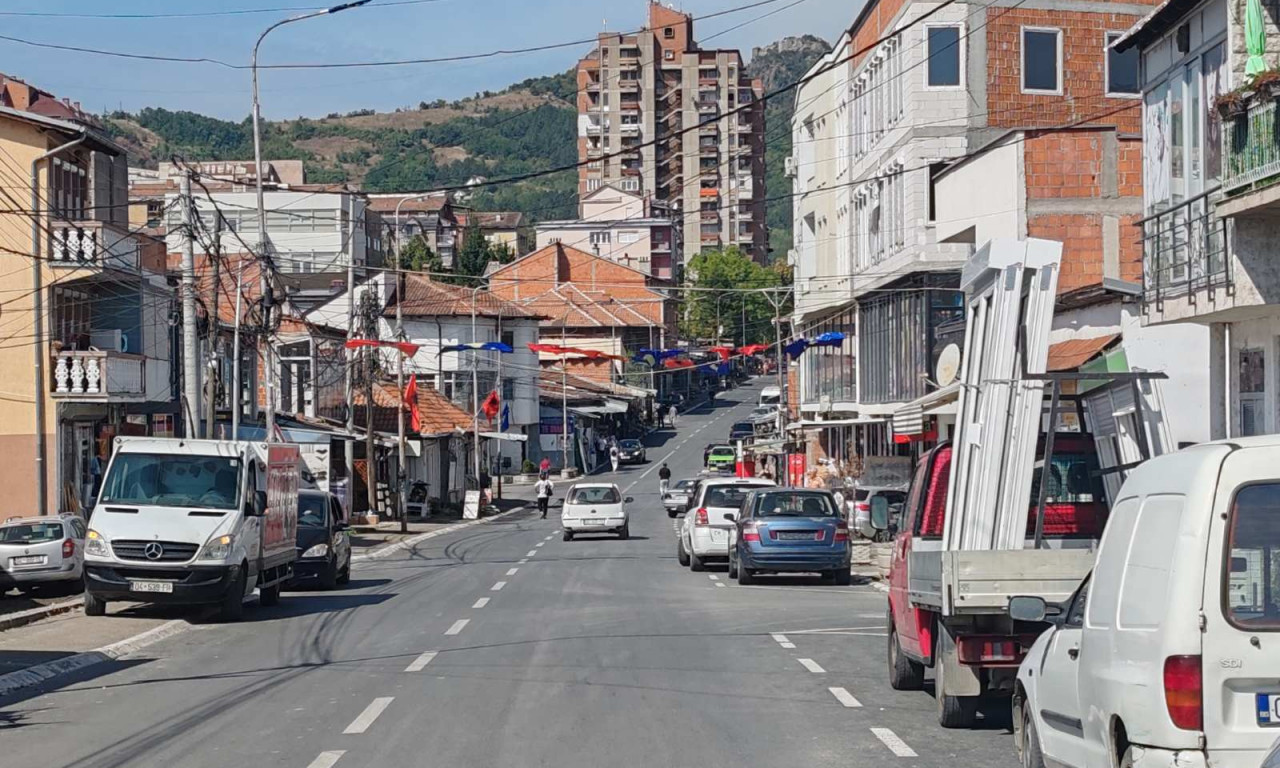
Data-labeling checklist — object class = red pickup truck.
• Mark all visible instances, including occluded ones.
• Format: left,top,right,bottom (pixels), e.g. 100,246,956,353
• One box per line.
882,435,1106,727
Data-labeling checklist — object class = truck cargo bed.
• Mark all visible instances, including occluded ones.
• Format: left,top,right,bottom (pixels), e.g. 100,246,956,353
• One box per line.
908,548,1094,615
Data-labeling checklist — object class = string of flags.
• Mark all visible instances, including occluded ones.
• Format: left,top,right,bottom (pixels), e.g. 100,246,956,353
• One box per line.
438,341,514,355
528,343,627,361
344,338,420,356
785,331,845,360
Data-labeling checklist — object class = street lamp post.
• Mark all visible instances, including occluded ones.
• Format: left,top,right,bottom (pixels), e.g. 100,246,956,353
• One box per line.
251,0,370,444
391,194,430,533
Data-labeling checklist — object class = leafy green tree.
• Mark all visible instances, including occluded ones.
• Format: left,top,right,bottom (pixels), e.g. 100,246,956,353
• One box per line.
395,235,443,273
453,227,494,285
683,247,787,345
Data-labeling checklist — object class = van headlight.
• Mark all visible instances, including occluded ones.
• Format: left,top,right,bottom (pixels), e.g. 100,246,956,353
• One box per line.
302,543,329,558
85,529,110,557
198,534,235,560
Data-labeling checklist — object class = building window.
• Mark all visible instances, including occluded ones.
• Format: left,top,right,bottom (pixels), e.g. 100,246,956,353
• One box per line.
587,179,602,192
1106,32,1140,96
620,178,640,192
501,330,514,349
925,25,962,88
589,231,612,245
664,50,674,61
1240,347,1266,437
1022,28,1062,94
51,157,88,221
664,26,675,39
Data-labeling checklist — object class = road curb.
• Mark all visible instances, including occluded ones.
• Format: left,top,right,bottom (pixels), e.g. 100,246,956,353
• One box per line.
350,504,529,563
0,596,85,632
0,616,197,699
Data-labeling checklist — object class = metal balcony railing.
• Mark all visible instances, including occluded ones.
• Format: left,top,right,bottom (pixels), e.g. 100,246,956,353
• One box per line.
1224,97,1280,192
1138,186,1231,306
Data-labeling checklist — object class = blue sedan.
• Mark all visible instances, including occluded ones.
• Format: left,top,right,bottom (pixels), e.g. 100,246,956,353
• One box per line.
727,488,851,586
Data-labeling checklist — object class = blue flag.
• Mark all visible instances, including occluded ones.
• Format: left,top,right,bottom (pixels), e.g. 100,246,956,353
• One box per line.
500,403,510,432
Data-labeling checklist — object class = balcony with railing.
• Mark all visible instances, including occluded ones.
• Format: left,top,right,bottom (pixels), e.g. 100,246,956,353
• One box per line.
49,220,140,272
1223,96,1280,202
1138,187,1232,318
51,349,146,401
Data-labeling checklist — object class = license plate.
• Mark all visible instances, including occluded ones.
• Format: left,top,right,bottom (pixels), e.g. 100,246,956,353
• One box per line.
582,518,605,526
12,555,45,566
1256,693,1280,726
710,529,727,542
130,580,174,594
778,531,814,541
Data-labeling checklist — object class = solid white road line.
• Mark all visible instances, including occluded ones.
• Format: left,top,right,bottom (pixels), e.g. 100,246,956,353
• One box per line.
445,619,470,636
797,658,826,674
871,728,918,757
506,567,519,576
343,697,394,735
405,651,437,672
491,581,506,591
829,687,862,708
526,550,538,557
472,597,490,609
306,751,346,768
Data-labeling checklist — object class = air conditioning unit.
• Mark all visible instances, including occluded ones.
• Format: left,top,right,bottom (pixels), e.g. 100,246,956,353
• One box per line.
90,329,128,353
784,157,796,178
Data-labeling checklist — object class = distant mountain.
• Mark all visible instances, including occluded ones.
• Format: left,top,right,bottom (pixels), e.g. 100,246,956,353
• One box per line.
747,34,832,259
101,34,832,240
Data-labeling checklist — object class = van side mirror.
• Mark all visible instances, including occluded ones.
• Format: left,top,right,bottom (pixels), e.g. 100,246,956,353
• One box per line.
869,496,890,530
251,490,268,517
1009,595,1061,623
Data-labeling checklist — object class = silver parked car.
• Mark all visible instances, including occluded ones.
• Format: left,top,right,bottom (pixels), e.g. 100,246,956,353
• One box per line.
0,514,86,594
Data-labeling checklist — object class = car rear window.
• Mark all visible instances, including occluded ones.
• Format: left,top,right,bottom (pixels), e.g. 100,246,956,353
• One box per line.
732,422,752,432
570,487,620,504
756,491,837,517
704,485,765,509
299,495,327,527
0,522,64,544
1225,482,1280,630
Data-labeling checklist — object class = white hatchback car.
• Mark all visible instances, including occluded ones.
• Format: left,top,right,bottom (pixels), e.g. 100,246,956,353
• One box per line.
561,483,632,541
0,514,86,594
678,477,774,571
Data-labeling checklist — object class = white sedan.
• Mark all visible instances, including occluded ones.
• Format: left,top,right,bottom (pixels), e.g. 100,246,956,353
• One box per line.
561,483,632,541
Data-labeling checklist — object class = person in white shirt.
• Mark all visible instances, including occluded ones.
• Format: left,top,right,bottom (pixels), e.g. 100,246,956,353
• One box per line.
535,473,555,519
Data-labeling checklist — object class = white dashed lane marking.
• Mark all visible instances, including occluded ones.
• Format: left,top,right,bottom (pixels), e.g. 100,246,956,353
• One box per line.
472,597,490,608
871,728,917,757
770,632,797,649
536,542,545,548
526,550,538,557
797,658,826,674
708,575,719,581
518,558,529,564
405,651,437,672
445,619,470,636
506,567,519,576
714,582,725,588
829,687,862,708
306,751,346,768
343,697,394,735
491,581,506,591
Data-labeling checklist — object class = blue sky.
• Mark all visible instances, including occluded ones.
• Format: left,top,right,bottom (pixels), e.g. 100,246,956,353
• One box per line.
2,0,852,120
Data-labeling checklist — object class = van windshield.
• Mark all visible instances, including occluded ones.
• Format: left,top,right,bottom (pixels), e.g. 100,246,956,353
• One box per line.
99,453,242,510
1226,483,1280,629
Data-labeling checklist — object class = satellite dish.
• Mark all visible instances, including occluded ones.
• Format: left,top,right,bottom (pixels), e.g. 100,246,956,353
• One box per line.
936,343,961,387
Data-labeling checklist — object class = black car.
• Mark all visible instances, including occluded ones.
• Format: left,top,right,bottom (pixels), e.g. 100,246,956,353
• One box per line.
728,421,754,442
290,491,352,589
617,439,647,464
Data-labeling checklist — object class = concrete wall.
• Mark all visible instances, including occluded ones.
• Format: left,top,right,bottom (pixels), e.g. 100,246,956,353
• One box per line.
935,139,1022,243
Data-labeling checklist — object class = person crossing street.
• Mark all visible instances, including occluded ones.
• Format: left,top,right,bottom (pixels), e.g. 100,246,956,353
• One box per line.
535,472,554,519
658,463,671,494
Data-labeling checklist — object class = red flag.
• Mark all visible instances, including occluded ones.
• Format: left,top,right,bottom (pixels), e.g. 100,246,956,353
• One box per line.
709,346,734,361
529,342,626,361
481,390,501,422
739,343,770,356
403,375,422,433
345,338,420,356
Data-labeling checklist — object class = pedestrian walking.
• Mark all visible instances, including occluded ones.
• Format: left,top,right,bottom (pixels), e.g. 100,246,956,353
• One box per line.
609,443,620,473
539,456,551,474
535,472,554,519
668,403,678,427
658,462,671,495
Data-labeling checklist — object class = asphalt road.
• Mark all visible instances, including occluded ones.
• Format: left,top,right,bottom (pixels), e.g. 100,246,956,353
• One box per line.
0,380,1019,768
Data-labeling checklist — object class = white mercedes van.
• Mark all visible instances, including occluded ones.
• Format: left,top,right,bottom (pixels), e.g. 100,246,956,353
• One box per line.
1011,436,1280,768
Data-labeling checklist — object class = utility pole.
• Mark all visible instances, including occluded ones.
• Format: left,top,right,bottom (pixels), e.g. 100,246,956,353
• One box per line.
561,320,569,473
395,266,407,533
205,213,222,438
344,202,356,518
181,172,201,439
765,287,788,439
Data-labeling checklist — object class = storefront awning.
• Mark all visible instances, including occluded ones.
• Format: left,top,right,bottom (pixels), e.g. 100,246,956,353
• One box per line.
480,432,527,442
892,382,962,436
790,416,886,429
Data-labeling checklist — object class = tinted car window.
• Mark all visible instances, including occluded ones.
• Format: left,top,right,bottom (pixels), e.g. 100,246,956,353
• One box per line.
756,491,838,518
299,494,327,527
704,485,764,509
570,487,621,504
1225,483,1280,629
620,440,643,450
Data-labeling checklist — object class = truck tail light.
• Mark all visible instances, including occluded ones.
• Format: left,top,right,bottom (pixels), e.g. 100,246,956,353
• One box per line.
956,636,1021,664
694,508,708,526
62,538,75,558
1163,655,1203,731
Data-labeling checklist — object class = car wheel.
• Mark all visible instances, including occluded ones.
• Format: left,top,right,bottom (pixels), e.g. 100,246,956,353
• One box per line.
259,581,281,607
83,589,107,617
677,535,690,566
619,524,630,540
888,623,925,690
320,558,338,590
689,549,706,572
727,550,739,579
667,509,677,518
563,530,574,542
1014,694,1047,768
219,568,246,622
736,561,755,585
337,562,351,585
833,569,852,586
936,654,979,728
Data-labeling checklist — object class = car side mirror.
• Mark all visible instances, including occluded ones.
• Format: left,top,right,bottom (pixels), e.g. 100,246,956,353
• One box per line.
334,521,349,532
1008,595,1061,623
869,496,890,530
722,512,736,521
625,497,634,504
